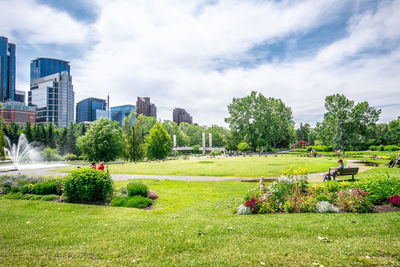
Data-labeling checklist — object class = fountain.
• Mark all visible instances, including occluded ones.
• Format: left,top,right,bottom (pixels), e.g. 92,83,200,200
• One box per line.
1,133,69,173
3,134,40,171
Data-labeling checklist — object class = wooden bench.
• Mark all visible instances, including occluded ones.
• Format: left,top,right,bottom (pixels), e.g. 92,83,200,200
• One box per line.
324,167,359,181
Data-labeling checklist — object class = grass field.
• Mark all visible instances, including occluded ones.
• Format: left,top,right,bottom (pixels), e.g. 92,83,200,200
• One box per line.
1,179,400,266
56,155,336,177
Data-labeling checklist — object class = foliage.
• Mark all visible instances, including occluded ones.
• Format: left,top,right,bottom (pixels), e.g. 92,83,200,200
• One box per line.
127,181,149,197
32,179,60,195
225,91,295,150
192,145,201,154
236,204,252,215
122,112,147,162
307,145,334,152
110,195,152,208
42,194,59,201
316,94,381,150
62,168,113,202
316,201,339,213
145,122,172,160
0,175,44,195
64,153,79,161
335,188,373,213
41,148,62,161
77,118,124,162
389,195,400,207
237,142,250,152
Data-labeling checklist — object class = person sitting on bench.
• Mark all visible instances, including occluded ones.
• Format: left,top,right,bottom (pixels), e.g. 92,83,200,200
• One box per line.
387,154,400,168
329,159,344,180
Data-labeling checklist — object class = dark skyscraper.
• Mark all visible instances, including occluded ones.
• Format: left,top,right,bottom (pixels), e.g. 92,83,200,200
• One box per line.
0,36,16,102
30,58,70,84
136,97,157,118
173,108,193,125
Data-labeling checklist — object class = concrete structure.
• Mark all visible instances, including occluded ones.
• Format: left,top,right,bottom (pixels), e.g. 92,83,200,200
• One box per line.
0,101,36,127
136,97,156,118
173,108,192,125
30,58,70,83
0,36,16,102
76,97,107,123
15,90,26,104
111,105,135,126
29,71,74,128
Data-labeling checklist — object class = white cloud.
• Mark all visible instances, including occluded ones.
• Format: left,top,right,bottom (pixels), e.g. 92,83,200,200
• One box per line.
0,0,90,44
6,0,400,126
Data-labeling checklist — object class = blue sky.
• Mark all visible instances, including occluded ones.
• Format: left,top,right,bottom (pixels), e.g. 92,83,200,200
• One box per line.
1,0,399,126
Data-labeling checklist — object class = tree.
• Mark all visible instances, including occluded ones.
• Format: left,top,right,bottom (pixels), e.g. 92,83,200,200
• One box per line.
296,123,310,142
384,117,400,145
24,122,33,143
4,122,20,145
145,122,172,160
57,127,68,155
48,123,56,149
0,104,6,159
122,112,146,162
179,122,203,146
237,142,250,152
77,118,124,162
225,91,295,150
206,125,228,147
66,123,78,154
316,94,381,150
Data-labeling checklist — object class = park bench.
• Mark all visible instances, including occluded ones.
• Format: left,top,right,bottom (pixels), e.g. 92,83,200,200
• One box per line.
324,167,359,181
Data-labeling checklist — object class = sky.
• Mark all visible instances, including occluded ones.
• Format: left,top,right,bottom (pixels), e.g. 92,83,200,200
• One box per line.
1,0,399,127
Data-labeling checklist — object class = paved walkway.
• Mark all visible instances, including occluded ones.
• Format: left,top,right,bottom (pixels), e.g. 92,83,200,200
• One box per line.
1,159,372,183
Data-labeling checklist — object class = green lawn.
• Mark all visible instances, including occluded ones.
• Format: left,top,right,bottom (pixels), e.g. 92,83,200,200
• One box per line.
357,167,400,179
1,179,400,266
56,155,336,177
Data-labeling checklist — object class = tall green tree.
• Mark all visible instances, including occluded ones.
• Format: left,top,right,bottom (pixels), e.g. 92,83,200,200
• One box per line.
145,122,172,160
122,112,146,162
57,127,68,155
66,123,78,154
384,117,400,145
77,118,124,162
225,91,295,150
296,123,311,142
24,122,33,143
316,94,381,150
48,123,56,149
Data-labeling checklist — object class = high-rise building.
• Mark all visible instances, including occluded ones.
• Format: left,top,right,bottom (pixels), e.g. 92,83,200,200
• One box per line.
30,58,70,83
136,97,156,118
0,36,16,102
29,71,74,128
15,90,26,104
111,105,135,127
0,101,36,127
173,108,193,125
76,97,108,123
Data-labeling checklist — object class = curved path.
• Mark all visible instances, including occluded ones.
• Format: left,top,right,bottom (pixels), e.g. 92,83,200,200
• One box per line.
1,159,373,183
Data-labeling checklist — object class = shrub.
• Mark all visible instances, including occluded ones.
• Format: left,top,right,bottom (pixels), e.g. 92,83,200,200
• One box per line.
389,195,400,207
10,186,21,193
64,153,79,161
125,195,153,208
62,168,113,202
355,175,400,204
307,145,333,152
335,188,373,213
127,182,148,197
41,148,62,161
384,145,400,151
3,192,23,199
192,145,201,154
237,204,252,215
244,198,258,212
147,190,158,200
20,194,34,200
32,179,59,195
316,201,339,213
42,195,59,201
21,184,33,194
31,195,43,200
257,201,276,214
110,195,152,208
300,196,317,212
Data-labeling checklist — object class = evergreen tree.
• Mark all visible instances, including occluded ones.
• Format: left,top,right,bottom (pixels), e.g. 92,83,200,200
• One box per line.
66,123,77,154
40,124,48,146
57,127,68,155
24,122,33,143
48,124,56,148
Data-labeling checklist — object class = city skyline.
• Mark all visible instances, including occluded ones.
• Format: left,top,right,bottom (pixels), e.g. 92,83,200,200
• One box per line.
1,0,400,126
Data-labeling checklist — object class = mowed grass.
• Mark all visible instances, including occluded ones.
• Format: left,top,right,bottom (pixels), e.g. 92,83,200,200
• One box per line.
1,179,400,266
57,155,336,177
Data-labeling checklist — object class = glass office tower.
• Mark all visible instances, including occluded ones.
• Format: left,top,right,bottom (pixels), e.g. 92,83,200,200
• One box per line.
111,105,135,126
76,97,108,123
0,36,16,102
30,58,70,84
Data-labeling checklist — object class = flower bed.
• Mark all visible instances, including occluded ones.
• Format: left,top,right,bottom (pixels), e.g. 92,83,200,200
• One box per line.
237,168,400,214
